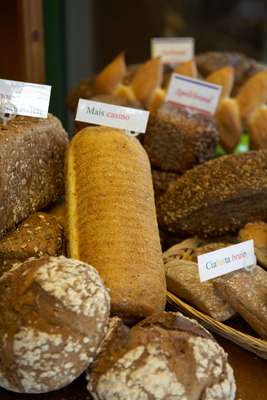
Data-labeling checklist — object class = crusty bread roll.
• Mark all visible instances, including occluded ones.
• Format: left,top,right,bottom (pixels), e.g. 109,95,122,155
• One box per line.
206,66,234,100
130,58,163,108
239,221,267,269
0,256,110,393
236,69,267,122
94,52,126,95
87,312,236,400
0,114,68,238
216,98,242,152
174,59,198,78
248,105,267,149
158,150,267,237
65,127,166,323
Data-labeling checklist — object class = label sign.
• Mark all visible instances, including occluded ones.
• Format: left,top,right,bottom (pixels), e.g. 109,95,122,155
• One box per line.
197,240,256,282
151,37,194,65
75,99,149,134
0,79,51,118
166,74,222,115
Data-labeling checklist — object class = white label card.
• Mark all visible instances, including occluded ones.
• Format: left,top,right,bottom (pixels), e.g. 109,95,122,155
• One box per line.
0,79,51,118
151,37,194,65
197,240,256,282
166,73,222,115
75,99,149,134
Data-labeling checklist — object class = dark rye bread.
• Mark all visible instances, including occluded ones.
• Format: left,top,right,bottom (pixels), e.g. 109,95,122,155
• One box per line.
144,102,219,173
0,212,65,277
0,114,68,238
152,169,179,199
158,150,267,237
87,311,236,400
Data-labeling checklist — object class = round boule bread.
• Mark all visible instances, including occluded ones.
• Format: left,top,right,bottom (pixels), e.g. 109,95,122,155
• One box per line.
87,311,236,400
0,256,110,393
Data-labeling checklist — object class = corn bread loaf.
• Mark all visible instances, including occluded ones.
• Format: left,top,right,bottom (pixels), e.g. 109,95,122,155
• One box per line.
0,114,68,237
158,150,267,237
65,127,166,323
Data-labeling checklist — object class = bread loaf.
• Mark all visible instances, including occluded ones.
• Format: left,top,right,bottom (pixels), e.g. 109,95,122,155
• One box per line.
87,311,236,400
65,127,166,323
144,102,219,173
215,98,242,152
158,150,267,237
214,266,267,339
0,212,65,277
0,114,68,237
239,222,267,269
152,169,179,199
0,256,110,393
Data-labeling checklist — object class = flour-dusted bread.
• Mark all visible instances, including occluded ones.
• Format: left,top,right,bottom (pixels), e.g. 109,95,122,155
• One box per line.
0,114,68,237
65,127,166,323
0,256,110,393
87,311,236,400
158,150,267,237
0,212,65,277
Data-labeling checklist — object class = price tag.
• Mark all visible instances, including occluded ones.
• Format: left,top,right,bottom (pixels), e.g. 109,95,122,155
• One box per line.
75,99,149,136
0,79,51,118
197,240,256,282
166,73,222,115
151,37,194,65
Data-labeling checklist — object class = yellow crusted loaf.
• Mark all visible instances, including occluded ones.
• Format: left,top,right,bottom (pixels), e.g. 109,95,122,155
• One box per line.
65,127,166,323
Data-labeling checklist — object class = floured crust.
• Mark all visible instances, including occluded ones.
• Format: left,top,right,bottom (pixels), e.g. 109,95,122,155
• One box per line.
0,256,110,393
87,311,236,400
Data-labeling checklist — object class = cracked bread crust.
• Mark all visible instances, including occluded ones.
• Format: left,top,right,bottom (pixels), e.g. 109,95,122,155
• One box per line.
87,312,236,400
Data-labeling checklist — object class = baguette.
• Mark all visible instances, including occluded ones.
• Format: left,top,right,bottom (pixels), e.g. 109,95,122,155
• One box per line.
0,114,68,237
158,150,267,237
206,66,234,100
65,127,166,323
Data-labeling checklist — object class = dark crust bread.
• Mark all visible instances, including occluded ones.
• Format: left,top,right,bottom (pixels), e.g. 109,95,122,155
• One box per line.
196,51,265,95
0,114,68,238
87,311,236,400
152,169,179,199
144,102,219,173
0,212,65,277
158,150,267,237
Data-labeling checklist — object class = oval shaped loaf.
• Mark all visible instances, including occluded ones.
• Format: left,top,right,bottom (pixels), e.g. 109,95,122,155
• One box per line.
65,127,166,323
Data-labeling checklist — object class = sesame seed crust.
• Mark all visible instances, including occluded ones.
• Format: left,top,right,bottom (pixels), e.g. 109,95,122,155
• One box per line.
158,150,267,237
0,256,110,393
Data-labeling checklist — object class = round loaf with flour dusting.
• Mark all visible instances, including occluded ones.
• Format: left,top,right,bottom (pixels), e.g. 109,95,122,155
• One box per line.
0,256,110,393
87,311,236,400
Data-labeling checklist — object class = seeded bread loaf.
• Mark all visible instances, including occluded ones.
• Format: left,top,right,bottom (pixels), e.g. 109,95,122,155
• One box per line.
0,114,68,238
152,169,179,199
87,311,236,400
144,102,219,173
0,212,65,277
158,150,267,237
214,266,267,339
0,256,110,393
